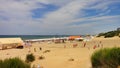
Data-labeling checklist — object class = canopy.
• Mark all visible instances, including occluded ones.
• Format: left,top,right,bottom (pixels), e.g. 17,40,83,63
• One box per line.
0,37,23,45
68,36,81,40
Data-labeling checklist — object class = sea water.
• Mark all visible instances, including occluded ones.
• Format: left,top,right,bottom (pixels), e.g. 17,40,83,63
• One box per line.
0,35,69,40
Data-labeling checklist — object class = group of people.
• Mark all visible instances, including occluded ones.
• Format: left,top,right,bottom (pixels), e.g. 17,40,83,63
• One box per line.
28,47,42,53
83,41,103,49
64,41,103,49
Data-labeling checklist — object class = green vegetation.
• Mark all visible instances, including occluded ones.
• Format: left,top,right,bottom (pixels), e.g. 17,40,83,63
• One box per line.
91,47,120,68
97,28,120,38
0,58,30,68
26,53,35,63
39,55,45,60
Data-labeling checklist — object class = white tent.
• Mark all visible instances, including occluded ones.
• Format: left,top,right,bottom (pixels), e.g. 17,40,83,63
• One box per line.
0,37,24,50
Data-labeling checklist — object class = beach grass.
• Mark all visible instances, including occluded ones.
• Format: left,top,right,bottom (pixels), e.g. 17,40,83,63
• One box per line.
91,47,120,68
0,57,30,68
26,53,35,63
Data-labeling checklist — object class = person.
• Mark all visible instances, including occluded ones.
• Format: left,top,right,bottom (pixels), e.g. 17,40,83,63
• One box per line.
83,42,86,47
39,47,42,50
28,47,31,53
98,44,100,47
37,64,44,68
99,41,102,47
32,64,36,68
62,39,65,43
87,46,90,50
93,45,96,49
34,48,36,52
101,44,103,48
73,43,77,48
37,64,40,68
64,45,66,48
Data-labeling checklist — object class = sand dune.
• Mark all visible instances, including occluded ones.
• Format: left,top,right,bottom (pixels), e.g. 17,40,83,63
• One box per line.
0,37,120,68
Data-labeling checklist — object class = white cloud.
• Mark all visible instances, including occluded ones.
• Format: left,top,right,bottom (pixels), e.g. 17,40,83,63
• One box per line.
88,0,120,10
41,0,96,25
0,0,120,35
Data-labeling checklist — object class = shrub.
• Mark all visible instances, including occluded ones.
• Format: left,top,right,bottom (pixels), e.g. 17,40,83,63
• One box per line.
97,33,105,37
26,53,35,63
39,55,45,60
104,31,116,38
0,60,3,68
91,47,120,68
0,58,30,68
97,30,120,38
68,58,74,61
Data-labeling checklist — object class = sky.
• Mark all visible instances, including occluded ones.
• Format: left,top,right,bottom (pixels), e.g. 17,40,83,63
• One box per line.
0,0,120,35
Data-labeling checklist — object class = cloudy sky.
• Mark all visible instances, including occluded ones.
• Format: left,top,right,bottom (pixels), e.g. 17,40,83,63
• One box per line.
0,0,120,35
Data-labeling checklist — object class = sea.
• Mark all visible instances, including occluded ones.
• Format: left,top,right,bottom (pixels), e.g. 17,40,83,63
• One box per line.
0,35,70,40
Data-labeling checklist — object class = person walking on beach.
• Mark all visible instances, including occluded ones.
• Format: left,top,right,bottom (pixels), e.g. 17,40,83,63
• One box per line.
83,42,86,47
93,45,96,49
99,41,102,47
39,47,42,51
73,43,78,48
37,64,40,68
34,48,36,52
64,45,66,48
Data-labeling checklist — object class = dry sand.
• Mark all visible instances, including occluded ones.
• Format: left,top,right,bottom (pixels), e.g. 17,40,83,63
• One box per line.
0,37,120,68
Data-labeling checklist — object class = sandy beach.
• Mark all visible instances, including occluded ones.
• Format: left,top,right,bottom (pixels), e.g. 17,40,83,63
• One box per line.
0,37,120,68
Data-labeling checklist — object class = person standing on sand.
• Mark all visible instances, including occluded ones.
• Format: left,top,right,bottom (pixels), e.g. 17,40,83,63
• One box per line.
34,48,36,52
93,45,96,49
101,44,103,48
98,41,103,48
28,47,31,53
73,43,78,48
37,64,40,68
39,47,42,50
37,64,43,68
64,45,66,48
83,42,86,47
98,44,100,47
